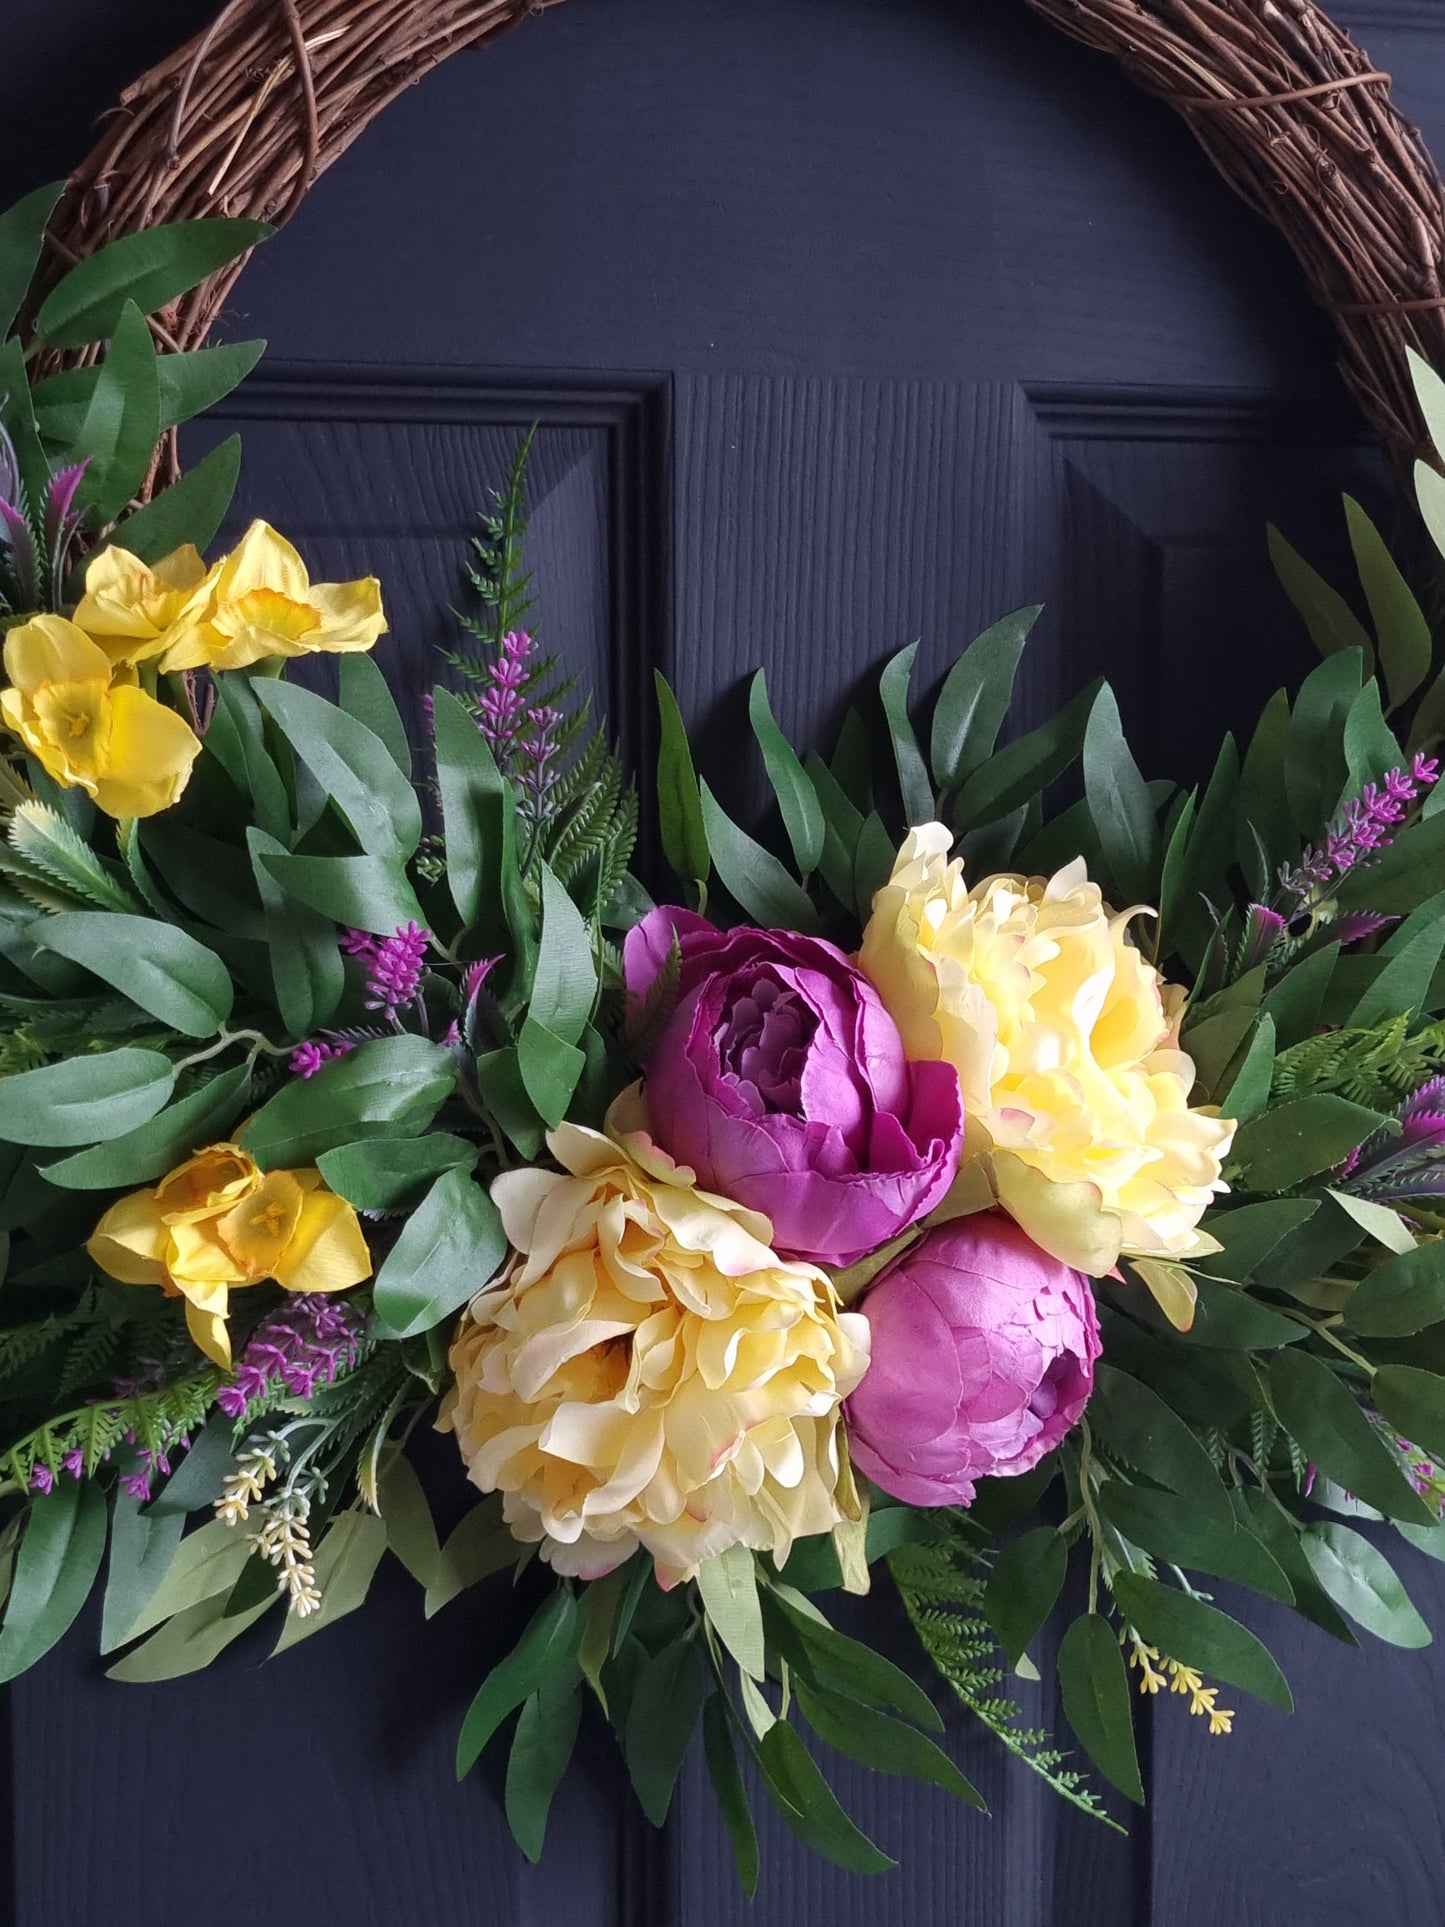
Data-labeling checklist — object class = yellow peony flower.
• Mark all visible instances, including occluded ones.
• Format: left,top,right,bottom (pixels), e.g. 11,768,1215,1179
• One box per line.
857,822,1234,1276
71,542,212,666
441,1117,871,1587
156,520,387,672
88,1143,372,1368
0,614,200,819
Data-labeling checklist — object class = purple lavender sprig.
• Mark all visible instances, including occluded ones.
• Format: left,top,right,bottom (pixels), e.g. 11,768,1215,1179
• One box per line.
477,628,536,759
215,1295,365,1421
289,1038,355,1080
1278,755,1440,916
362,921,430,1021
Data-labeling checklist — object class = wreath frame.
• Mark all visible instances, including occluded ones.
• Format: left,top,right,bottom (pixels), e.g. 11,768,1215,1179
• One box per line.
38,0,1445,485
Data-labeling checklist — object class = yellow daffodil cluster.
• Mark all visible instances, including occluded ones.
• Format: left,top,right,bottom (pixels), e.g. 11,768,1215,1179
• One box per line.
1128,1636,1233,1735
1,521,386,820
87,1142,372,1368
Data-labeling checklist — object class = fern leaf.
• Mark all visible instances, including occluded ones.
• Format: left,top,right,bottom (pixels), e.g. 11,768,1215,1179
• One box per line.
9,802,142,913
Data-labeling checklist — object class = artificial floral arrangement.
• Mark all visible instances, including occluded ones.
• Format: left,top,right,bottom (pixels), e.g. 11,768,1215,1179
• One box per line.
4,187,1445,1890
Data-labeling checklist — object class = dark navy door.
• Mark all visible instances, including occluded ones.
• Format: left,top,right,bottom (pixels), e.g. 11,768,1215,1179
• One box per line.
6,2,1445,1922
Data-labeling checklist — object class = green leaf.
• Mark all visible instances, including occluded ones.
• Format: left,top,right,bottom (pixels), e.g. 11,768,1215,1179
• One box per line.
36,218,272,348
699,781,819,931
1270,1349,1433,1525
143,1414,238,1516
0,181,64,339
1110,1572,1292,1711
456,1587,580,1778
930,606,1038,793
1268,523,1374,670
246,826,343,1038
107,434,242,564
795,1673,983,1807
1341,678,1404,793
1235,688,1294,889
425,1497,517,1617
107,1589,272,1681
1229,1094,1386,1193
273,1511,388,1653
337,653,410,778
71,301,160,527
1056,1614,1144,1803
36,911,233,1038
696,1544,766,1681
757,1719,895,1874
877,644,934,827
1409,348,1445,461
703,1694,760,1898
952,677,1102,832
1351,920,1445,1029
258,851,426,935
1098,1484,1294,1603
120,1517,253,1641
764,1590,942,1731
252,679,421,862
1199,1199,1320,1282
506,1668,583,1862
100,1491,186,1655
1260,943,1338,1053
622,1634,705,1825
1343,498,1431,708
1337,811,1445,915
1327,1189,1417,1257
432,687,505,928
1302,1522,1431,1648
239,1034,454,1168
1373,1364,1445,1464
517,1019,587,1131
1083,684,1158,905
1176,1275,1305,1352
749,671,824,875
372,1165,507,1340
1088,1364,1232,1528
654,671,709,887
1285,649,1361,841
41,1063,250,1191
528,863,596,1045
0,1480,107,1681
983,1527,1067,1668
316,1133,475,1212
205,671,290,843
578,1564,626,1710
1347,1242,1445,1337
376,1452,441,1590
0,1047,175,1148
155,338,266,432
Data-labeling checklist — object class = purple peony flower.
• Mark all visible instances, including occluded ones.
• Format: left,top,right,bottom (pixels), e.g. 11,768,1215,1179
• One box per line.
623,908,963,1268
845,1213,1100,1507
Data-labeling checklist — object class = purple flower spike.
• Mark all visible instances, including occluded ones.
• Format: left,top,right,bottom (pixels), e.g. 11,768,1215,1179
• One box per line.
1280,759,1441,913
61,1448,84,1478
289,1038,355,1080
29,1465,54,1495
340,928,379,962
120,1472,152,1502
216,1295,366,1420
364,922,430,1021
477,630,536,757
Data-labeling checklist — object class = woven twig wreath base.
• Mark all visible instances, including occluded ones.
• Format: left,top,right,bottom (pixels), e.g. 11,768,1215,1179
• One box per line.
42,0,1445,481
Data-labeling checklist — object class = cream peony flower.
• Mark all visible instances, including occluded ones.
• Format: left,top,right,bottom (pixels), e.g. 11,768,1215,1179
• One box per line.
441,1118,870,1587
857,822,1234,1276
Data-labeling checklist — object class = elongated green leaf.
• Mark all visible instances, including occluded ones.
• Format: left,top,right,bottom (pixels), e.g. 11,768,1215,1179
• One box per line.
239,1034,454,1168
372,1165,506,1339
1199,1198,1319,1282
1351,919,1445,1029
72,301,159,527
252,679,421,861
795,1674,982,1807
703,1694,760,1898
36,218,272,347
529,863,595,1044
1347,1242,1445,1338
107,1590,272,1681
1343,497,1431,710
316,1133,475,1212
507,1668,583,1862
1302,1522,1431,1648
0,181,64,339
1285,649,1360,841
757,1718,895,1873
930,606,1038,793
1235,688,1294,890
1089,1364,1232,1527
696,1544,766,1681
155,338,266,431
1373,1364,1445,1465
1408,348,1445,461
952,677,1102,832
0,1480,107,1681
143,1414,239,1517
1268,523,1374,669
338,653,410,777
121,1517,253,1642
1416,461,1445,571
425,1497,516,1617
108,434,241,564
983,1527,1067,1668
764,1591,942,1731
1099,1484,1294,1602
1083,684,1158,905
1218,1014,1277,1125
457,1587,580,1778
1175,1275,1305,1352
1229,1094,1386,1193
699,781,818,931
247,826,343,1038
1271,1349,1433,1525
749,671,824,875
36,911,233,1037
377,1452,441,1590
42,1064,250,1192
1057,1614,1144,1803
432,687,504,927
878,644,934,828
274,1511,388,1653
100,1492,186,1655
259,851,426,934
1110,1572,1292,1711
654,671,709,886
0,1047,174,1148
622,1633,705,1825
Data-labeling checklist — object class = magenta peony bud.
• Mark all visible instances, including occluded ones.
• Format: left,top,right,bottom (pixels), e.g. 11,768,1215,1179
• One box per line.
846,1213,1100,1506
624,908,963,1269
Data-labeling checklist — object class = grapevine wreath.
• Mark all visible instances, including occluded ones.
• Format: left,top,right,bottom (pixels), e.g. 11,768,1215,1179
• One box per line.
0,0,1445,1890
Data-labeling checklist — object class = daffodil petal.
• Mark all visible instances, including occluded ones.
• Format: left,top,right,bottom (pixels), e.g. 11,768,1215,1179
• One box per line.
272,1188,373,1294
184,1297,232,1369
87,1189,170,1285
90,683,200,819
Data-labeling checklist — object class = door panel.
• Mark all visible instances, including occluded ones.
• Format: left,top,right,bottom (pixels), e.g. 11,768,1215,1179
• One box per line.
5,1,1445,1921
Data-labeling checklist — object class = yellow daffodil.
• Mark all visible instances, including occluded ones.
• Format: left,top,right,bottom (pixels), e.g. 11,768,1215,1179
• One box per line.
71,542,212,666
0,614,200,819
87,1143,372,1368
157,520,387,672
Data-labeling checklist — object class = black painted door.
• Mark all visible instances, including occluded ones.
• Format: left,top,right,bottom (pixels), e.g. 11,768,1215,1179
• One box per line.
6,3,1445,1922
